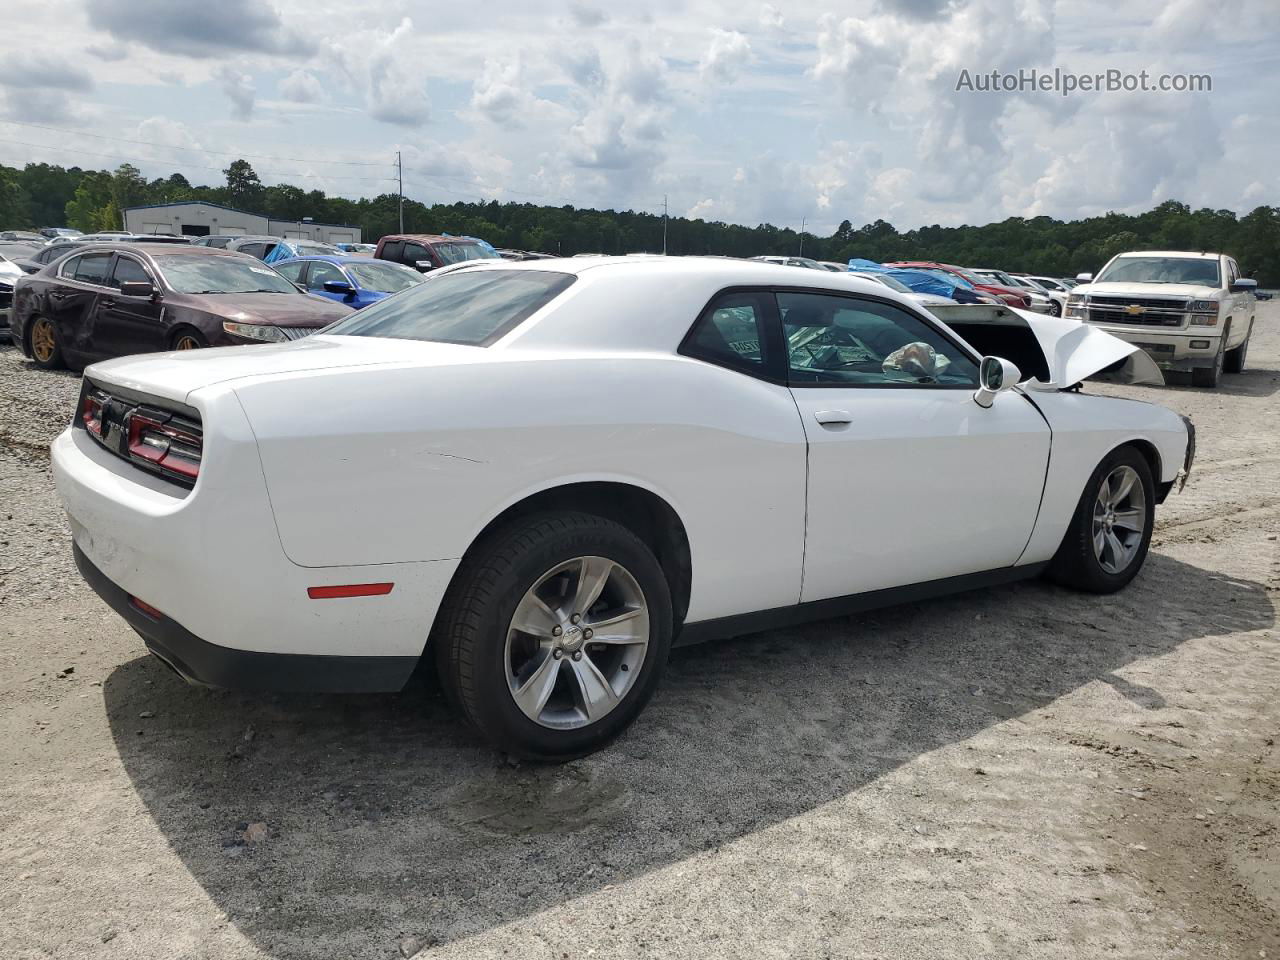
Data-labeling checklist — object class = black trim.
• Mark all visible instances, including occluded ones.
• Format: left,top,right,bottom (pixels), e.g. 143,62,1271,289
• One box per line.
674,562,1048,647
74,544,417,693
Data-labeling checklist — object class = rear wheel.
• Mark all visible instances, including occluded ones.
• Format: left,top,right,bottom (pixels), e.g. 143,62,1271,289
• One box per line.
171,329,207,351
433,512,673,760
28,316,64,370
1047,446,1155,593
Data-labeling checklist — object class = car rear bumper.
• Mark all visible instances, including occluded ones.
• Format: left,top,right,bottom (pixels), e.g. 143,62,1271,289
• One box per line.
74,543,417,692
1084,325,1221,370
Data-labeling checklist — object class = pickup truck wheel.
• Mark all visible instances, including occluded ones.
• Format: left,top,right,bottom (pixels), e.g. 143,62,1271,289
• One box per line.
1224,325,1250,374
28,316,64,370
433,511,673,760
1192,324,1227,388
1046,446,1155,594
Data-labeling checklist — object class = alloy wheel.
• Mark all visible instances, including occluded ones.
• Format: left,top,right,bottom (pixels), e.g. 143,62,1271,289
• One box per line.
1092,465,1146,574
504,555,650,730
174,335,202,350
31,319,56,362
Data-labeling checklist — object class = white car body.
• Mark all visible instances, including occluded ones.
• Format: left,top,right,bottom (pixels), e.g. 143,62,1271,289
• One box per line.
52,258,1192,707
1067,251,1255,385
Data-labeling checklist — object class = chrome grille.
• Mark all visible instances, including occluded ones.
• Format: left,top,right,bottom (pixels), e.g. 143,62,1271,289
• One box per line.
1086,295,1187,327
278,326,318,340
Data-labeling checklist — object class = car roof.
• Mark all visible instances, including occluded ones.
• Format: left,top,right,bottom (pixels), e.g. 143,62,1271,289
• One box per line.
1111,250,1222,260
67,243,247,258
380,234,484,244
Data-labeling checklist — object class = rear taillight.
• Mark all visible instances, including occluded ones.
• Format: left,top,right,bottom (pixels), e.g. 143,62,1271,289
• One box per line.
81,393,104,437
127,413,202,482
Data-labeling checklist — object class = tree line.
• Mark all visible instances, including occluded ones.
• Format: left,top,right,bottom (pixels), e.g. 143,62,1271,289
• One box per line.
1,159,1277,284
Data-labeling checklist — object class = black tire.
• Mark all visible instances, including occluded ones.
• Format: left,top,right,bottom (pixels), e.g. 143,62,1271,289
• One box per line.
1224,323,1250,374
1191,322,1227,388
1049,300,1062,317
432,511,673,760
170,328,208,351
27,316,64,370
1046,445,1155,593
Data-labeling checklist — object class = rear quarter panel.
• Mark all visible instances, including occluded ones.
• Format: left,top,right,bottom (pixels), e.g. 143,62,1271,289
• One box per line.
1018,390,1189,564
228,352,810,623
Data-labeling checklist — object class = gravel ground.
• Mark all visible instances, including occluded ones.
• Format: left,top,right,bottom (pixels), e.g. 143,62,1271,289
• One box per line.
0,311,1277,960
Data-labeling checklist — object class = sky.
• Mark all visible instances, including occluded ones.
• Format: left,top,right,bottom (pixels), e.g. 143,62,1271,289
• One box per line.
0,0,1276,234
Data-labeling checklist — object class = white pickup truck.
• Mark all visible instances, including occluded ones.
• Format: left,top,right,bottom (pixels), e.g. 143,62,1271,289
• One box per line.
1065,250,1256,388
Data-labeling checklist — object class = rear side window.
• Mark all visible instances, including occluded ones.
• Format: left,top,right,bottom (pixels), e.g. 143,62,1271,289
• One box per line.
681,291,776,377
325,269,575,346
68,253,113,285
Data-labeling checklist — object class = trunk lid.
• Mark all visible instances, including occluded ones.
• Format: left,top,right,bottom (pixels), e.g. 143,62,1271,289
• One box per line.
84,335,486,404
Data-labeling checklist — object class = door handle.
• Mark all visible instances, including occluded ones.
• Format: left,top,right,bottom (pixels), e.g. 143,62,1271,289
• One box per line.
814,409,852,425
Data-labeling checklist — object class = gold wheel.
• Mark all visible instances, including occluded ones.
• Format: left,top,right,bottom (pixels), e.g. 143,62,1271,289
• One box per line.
173,334,202,351
31,318,57,363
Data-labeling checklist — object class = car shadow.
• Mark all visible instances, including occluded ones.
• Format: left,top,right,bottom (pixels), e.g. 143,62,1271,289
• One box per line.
1159,365,1280,398
104,553,1273,957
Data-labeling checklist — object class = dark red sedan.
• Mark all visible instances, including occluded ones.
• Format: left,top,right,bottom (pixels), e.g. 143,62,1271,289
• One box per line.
11,244,353,370
885,260,1031,308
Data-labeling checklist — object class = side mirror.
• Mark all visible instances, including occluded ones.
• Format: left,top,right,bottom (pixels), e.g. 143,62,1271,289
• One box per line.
1230,278,1258,293
415,259,434,273
322,280,356,296
1075,272,1093,282
118,280,156,299
974,356,1022,408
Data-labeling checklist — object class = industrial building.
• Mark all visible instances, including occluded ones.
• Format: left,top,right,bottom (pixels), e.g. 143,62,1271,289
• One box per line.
122,201,361,243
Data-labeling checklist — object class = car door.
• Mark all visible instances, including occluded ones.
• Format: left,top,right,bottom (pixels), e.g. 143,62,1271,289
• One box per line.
403,241,437,272
1226,257,1252,346
48,252,114,361
776,289,1052,603
93,253,166,357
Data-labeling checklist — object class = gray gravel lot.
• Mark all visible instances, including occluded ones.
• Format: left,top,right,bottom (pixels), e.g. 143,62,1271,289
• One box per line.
1,311,1277,960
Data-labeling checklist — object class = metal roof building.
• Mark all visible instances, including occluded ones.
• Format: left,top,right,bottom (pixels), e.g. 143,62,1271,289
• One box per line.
123,201,361,243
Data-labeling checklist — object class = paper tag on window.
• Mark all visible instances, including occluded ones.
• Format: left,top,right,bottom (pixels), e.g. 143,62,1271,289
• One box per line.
249,266,274,276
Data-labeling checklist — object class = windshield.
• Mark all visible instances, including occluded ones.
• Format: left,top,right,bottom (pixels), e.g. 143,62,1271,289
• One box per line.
155,256,298,294
434,241,502,265
325,269,575,345
346,261,424,294
1095,256,1221,286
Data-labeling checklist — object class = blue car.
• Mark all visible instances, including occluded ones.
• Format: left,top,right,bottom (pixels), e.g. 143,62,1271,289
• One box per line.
272,255,425,309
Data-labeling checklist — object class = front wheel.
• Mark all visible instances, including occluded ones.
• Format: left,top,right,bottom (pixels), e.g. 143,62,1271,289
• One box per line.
1049,300,1062,317
433,512,673,760
1224,325,1250,374
171,329,208,351
1047,446,1155,593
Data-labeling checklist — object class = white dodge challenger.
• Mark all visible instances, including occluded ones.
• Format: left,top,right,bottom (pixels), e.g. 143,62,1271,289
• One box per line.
52,257,1194,758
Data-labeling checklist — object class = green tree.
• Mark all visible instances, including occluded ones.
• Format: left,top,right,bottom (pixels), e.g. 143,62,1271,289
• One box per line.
222,159,264,209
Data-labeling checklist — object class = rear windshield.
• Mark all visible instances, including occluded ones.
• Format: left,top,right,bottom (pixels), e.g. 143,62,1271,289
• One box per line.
324,269,575,346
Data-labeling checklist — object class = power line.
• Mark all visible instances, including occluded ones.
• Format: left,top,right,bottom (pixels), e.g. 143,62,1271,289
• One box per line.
0,119,388,166
0,136,398,184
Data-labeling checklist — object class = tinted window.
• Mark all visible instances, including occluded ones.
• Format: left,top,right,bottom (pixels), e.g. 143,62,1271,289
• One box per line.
380,240,404,263
403,242,433,266
306,261,346,290
238,242,268,260
780,291,978,386
70,253,113,286
153,256,298,294
274,261,305,283
346,261,423,294
325,269,575,346
682,291,774,375
109,256,151,288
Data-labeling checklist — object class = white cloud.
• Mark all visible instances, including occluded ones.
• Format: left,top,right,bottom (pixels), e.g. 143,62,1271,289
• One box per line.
699,29,752,85
759,4,784,29
280,69,323,104
364,18,431,127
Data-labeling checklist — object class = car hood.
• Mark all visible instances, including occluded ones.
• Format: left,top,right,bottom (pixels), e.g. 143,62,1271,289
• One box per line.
0,261,23,279
933,305,1164,389
184,292,353,327
1078,281,1216,299
84,335,486,405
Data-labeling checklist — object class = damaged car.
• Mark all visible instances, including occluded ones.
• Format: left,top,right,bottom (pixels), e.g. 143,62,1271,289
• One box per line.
52,258,1193,759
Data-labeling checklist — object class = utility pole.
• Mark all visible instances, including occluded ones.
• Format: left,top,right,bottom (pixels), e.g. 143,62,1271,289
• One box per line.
799,216,806,256
396,151,404,233
662,194,668,255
